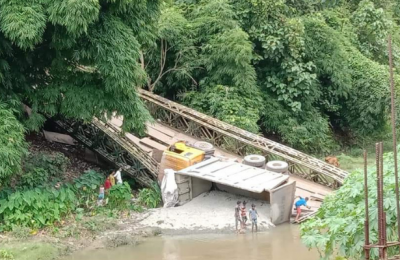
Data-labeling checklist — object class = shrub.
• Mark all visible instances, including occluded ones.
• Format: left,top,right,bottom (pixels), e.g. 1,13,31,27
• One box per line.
138,183,162,208
0,187,77,231
301,147,400,259
0,170,140,231
0,171,104,231
18,168,49,188
0,249,14,260
23,152,70,179
107,182,132,210
73,170,104,209
0,103,27,184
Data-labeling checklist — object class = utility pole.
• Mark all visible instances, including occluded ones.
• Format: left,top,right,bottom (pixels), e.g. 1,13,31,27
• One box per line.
388,35,400,253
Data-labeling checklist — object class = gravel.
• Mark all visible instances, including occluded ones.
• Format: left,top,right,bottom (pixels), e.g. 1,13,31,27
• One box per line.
138,191,275,234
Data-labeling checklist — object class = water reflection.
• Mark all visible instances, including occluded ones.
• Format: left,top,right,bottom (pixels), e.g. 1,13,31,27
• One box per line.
163,239,180,260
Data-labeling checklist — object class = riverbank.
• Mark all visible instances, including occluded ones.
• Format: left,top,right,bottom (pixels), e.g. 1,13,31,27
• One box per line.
0,221,159,260
0,191,277,259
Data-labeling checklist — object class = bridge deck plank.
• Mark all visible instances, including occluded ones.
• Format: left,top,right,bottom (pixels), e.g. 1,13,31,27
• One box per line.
140,137,168,151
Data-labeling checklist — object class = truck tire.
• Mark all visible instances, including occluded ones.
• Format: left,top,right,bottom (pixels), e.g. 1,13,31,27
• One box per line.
266,161,289,174
243,155,266,168
193,141,215,155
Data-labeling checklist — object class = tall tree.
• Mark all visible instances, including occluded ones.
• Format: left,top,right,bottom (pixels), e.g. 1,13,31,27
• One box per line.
0,0,160,177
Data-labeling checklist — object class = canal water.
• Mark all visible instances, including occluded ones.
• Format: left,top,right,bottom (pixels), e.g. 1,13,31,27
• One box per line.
65,224,319,260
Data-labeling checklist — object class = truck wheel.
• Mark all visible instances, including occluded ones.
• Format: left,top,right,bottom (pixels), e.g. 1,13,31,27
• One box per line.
266,161,289,174
243,155,266,168
193,141,215,155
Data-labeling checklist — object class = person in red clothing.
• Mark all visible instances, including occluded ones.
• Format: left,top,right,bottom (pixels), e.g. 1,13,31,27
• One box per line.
104,177,112,191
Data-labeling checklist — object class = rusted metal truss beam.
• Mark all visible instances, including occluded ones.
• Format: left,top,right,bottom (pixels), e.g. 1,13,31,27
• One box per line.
138,89,348,186
51,118,156,188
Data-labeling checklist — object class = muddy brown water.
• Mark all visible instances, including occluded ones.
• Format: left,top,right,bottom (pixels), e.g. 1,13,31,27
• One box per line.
65,225,318,260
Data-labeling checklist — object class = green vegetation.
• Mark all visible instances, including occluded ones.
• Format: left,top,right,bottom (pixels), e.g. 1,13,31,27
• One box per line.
0,103,27,184
0,171,95,231
2,2,400,259
0,170,141,231
0,0,159,176
17,152,70,188
107,182,133,210
0,242,65,260
301,148,400,260
1,0,400,175
138,182,162,208
0,151,147,234
144,0,400,154
0,0,399,177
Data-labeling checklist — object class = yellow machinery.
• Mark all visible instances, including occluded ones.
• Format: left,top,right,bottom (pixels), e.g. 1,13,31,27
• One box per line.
158,141,205,181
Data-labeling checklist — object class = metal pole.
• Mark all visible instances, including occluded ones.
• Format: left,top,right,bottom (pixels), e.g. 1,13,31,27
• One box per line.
364,150,370,260
388,35,400,247
376,143,384,258
380,143,388,260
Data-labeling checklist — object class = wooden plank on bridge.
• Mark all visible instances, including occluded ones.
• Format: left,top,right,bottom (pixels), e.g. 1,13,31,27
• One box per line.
310,194,325,202
125,133,153,153
146,126,174,145
140,137,168,151
147,122,176,137
43,130,76,145
291,211,318,224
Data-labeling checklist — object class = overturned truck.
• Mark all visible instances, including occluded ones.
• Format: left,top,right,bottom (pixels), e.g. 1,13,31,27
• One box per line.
159,141,296,225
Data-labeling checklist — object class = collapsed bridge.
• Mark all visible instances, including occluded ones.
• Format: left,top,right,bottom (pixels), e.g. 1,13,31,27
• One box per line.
52,89,348,190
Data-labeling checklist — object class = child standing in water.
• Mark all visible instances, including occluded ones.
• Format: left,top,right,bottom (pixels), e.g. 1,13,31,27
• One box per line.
249,204,259,232
241,201,247,229
234,201,242,232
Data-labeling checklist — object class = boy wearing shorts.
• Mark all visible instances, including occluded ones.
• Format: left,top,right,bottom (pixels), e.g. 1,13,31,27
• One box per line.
294,196,310,222
248,204,259,232
234,201,242,231
241,201,247,228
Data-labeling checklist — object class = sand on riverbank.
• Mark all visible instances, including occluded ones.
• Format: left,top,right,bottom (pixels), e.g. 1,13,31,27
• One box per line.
137,191,275,234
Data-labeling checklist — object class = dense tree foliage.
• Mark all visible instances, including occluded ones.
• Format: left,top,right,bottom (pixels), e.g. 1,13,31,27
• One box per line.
0,102,26,182
0,0,160,178
144,0,400,153
2,0,400,175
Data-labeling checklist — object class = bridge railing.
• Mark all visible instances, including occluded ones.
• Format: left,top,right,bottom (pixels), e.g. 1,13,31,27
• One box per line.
139,89,348,188
52,117,157,187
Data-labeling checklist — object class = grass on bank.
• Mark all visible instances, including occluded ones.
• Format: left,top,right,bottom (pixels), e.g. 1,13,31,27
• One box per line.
319,137,397,173
336,153,376,173
0,242,66,260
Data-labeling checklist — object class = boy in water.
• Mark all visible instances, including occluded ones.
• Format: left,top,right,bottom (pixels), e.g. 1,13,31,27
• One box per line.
97,185,105,206
248,204,259,232
294,196,311,222
241,201,247,229
234,201,242,232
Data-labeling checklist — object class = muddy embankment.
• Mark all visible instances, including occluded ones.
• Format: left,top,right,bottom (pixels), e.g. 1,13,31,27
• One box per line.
0,191,276,260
